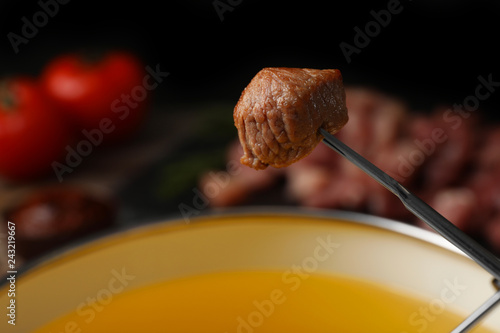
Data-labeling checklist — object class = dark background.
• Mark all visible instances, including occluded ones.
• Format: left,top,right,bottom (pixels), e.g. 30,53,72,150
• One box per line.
0,0,499,114
1,0,500,224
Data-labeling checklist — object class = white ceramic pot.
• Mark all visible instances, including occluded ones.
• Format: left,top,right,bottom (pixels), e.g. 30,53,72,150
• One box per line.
1,208,499,332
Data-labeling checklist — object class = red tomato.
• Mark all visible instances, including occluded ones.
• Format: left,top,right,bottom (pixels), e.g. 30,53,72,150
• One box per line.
0,78,73,181
41,51,148,143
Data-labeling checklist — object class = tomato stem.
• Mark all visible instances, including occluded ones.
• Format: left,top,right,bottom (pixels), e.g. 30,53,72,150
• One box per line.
0,80,16,111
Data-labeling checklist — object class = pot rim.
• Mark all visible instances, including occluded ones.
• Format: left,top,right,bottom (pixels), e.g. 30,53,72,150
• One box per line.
0,205,466,287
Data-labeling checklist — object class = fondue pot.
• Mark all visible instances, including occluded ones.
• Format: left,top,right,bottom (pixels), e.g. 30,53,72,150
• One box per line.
1,208,499,332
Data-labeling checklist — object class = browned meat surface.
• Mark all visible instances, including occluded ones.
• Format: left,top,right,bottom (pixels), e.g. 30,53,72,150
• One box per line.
234,67,348,170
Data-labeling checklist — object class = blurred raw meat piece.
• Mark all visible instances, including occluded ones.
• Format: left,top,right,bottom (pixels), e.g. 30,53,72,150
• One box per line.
202,86,500,254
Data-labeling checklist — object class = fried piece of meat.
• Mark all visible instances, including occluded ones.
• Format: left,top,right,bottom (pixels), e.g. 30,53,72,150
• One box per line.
234,67,348,170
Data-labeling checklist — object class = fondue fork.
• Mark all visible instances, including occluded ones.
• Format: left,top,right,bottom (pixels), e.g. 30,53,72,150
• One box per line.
320,128,500,333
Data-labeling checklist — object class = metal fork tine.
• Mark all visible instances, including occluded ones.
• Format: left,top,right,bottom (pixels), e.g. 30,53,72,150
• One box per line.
320,129,500,332
320,129,500,280
450,280,500,333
